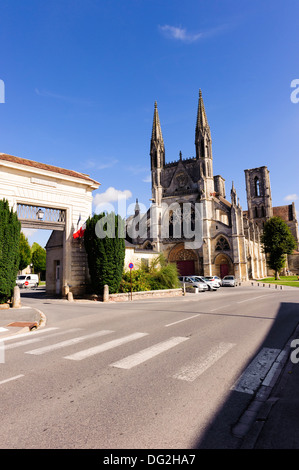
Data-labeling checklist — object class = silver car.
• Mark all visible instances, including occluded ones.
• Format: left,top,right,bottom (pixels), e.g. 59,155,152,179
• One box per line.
192,276,218,291
178,276,208,292
222,275,237,287
201,276,221,289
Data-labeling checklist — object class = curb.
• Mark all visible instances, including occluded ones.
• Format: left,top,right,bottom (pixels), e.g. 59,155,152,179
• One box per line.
232,323,299,448
0,306,47,340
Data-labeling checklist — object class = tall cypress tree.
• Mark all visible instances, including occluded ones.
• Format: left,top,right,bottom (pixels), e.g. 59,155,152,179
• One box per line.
84,212,125,295
0,199,21,303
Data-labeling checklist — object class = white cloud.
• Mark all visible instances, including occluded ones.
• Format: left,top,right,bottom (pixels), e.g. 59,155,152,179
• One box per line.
284,194,298,201
35,88,93,106
142,174,151,183
86,158,119,170
159,25,203,43
22,228,37,238
93,187,132,214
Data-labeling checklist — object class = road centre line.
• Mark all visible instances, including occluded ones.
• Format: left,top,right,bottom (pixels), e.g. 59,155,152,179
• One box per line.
173,342,235,382
165,314,201,327
64,332,148,361
209,305,232,312
236,294,273,304
0,375,24,386
110,337,189,369
25,330,114,355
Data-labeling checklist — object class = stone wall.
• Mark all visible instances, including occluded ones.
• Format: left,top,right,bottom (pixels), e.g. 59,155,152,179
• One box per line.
88,288,183,302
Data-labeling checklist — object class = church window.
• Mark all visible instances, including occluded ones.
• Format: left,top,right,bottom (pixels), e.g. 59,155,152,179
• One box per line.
255,207,259,218
215,236,230,251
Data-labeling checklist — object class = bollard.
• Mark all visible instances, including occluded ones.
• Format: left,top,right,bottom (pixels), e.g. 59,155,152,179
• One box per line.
103,284,109,302
67,291,74,302
12,285,21,308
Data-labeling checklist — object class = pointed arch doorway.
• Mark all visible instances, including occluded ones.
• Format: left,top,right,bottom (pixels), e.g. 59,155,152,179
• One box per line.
168,243,199,276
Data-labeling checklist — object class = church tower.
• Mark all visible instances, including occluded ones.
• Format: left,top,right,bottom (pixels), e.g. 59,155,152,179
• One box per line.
195,90,214,198
150,101,165,206
245,166,273,228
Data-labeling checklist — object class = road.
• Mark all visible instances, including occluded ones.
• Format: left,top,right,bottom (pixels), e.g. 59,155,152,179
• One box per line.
0,285,298,449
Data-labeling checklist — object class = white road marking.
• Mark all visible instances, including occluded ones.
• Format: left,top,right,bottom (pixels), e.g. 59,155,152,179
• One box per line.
262,350,287,387
2,327,59,342
209,305,232,312
64,332,148,361
236,295,272,304
111,336,189,369
0,327,9,332
5,328,82,350
25,330,114,355
231,347,281,394
165,314,201,327
173,342,235,382
0,375,24,385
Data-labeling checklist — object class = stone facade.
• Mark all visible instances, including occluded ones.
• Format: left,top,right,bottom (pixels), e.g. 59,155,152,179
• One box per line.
0,153,99,296
130,91,299,280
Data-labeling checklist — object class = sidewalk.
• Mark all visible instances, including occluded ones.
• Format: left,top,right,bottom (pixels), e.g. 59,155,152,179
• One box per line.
240,322,299,449
0,305,46,339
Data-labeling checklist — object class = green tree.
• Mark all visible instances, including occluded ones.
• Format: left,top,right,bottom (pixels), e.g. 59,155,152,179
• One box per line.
0,199,21,303
261,216,297,279
84,212,125,295
31,244,46,280
19,232,32,272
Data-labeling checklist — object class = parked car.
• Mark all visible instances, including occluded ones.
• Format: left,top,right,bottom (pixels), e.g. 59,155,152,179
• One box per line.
201,276,221,289
222,275,237,287
178,276,208,292
192,276,219,291
212,276,222,286
16,274,39,288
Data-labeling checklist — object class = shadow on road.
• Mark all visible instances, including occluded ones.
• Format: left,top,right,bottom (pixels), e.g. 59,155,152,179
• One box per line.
193,302,299,449
19,287,60,300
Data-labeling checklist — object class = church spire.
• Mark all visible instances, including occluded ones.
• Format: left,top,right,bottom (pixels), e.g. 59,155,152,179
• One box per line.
151,101,164,143
150,101,165,170
196,89,209,135
195,89,212,161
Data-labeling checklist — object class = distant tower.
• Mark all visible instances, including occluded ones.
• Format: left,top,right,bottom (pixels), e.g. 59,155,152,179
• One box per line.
245,166,273,227
150,101,165,206
195,90,214,198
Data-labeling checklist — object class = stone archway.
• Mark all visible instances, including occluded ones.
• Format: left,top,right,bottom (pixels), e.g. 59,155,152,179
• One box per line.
214,253,234,278
0,153,100,296
168,243,200,276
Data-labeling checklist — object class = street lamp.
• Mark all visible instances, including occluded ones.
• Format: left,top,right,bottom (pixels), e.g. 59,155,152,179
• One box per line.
37,208,45,220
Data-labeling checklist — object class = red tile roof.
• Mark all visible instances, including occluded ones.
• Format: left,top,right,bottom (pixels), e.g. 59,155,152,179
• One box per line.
0,153,100,185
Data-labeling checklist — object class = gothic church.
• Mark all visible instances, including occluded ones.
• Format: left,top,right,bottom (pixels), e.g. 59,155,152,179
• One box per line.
129,91,299,280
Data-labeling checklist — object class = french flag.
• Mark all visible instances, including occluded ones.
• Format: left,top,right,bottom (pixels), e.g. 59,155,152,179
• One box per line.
73,214,86,239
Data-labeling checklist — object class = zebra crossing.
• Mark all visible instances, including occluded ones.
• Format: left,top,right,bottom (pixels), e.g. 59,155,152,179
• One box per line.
1,326,237,384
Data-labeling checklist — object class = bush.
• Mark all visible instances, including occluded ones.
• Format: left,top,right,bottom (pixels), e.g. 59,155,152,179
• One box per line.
0,199,21,303
84,212,125,295
118,254,180,293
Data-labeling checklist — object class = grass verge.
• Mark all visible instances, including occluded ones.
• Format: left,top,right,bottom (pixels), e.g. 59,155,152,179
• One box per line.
259,276,299,287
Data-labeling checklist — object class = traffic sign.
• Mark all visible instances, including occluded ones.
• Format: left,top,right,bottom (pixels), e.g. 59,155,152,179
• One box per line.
24,281,29,286
129,263,134,269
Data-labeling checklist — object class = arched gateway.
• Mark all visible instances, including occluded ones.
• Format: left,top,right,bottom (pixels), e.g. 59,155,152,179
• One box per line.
0,153,100,296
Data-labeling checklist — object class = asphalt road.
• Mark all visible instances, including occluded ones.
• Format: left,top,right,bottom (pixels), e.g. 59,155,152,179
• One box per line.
0,285,298,449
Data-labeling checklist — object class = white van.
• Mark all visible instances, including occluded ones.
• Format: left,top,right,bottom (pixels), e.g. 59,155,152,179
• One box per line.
16,274,39,288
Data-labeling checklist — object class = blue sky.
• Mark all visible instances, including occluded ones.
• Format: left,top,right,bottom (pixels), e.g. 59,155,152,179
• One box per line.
1,0,298,247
